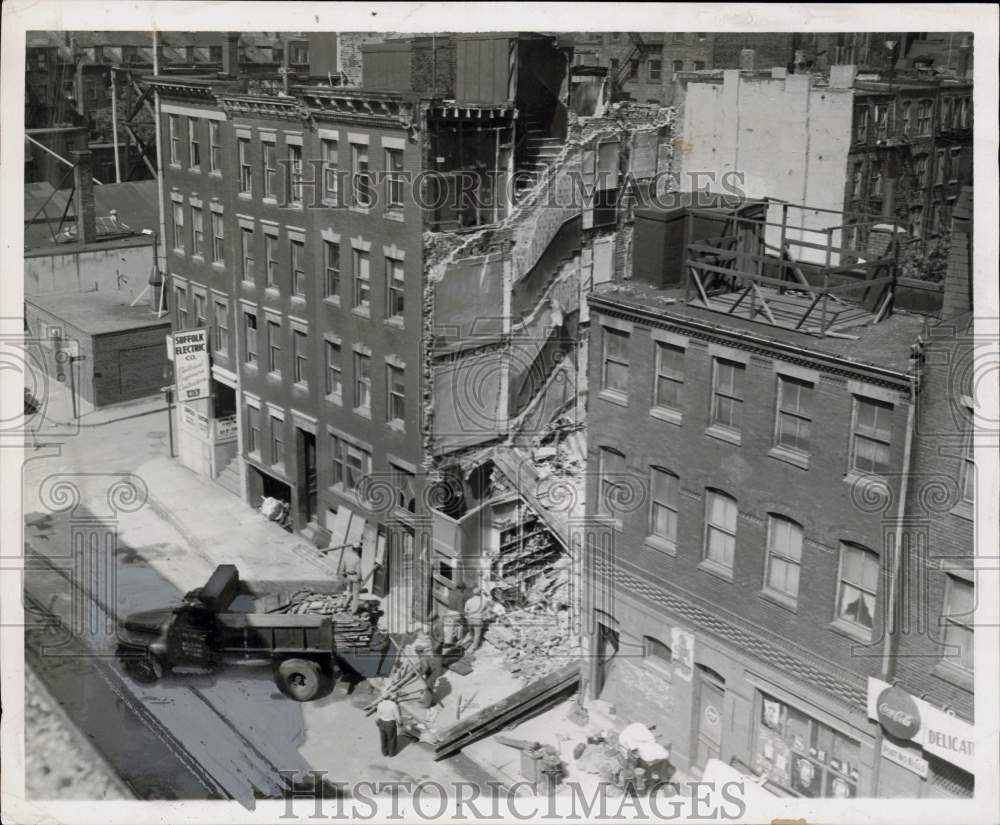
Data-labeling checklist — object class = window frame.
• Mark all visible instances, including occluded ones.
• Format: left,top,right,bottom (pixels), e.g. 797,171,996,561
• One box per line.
763,515,804,604
324,340,343,399
941,574,974,673
321,138,339,204
263,141,278,200
386,257,405,321
324,240,341,300
653,340,684,412
210,211,225,264
850,396,893,476
601,327,630,397
287,142,303,205
290,238,306,298
243,310,258,364
240,226,254,283
710,358,745,434
265,233,279,291
168,114,181,165
385,147,404,211
648,466,679,550
642,636,672,675
171,202,185,253
352,248,371,312
213,299,229,354
351,143,372,208
386,363,406,426
292,328,308,386
209,120,222,172
703,489,738,574
353,351,372,414
834,542,880,639
191,206,204,258
267,319,281,375
188,117,201,169
774,374,813,455
238,137,253,195
597,446,626,520
246,404,261,456
269,415,285,469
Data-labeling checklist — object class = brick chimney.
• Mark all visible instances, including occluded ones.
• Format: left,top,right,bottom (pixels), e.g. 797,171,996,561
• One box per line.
221,33,240,77
941,187,973,320
71,149,97,245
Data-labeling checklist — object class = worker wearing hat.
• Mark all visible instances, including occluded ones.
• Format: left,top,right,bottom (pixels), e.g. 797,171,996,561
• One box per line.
375,690,402,757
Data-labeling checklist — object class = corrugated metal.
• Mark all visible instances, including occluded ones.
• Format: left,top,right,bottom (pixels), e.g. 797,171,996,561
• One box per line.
456,35,513,105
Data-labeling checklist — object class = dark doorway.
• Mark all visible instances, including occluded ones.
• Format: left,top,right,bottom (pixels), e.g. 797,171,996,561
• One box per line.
297,429,317,528
594,620,620,697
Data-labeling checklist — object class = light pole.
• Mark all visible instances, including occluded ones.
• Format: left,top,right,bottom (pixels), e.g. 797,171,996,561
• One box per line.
162,365,175,458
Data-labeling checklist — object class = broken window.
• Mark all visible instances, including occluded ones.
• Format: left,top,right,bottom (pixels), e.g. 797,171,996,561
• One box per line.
851,397,892,475
836,543,878,636
704,490,737,572
765,516,803,601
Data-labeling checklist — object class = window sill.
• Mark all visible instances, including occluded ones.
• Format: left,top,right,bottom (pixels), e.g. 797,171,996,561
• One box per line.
351,307,371,321
247,450,262,463
209,170,223,178
697,558,734,583
243,361,258,374
649,406,682,426
704,424,742,446
238,192,252,200
768,445,810,470
325,393,343,407
827,617,874,645
385,316,405,330
266,371,282,382
386,419,406,434
644,534,677,557
384,210,405,222
241,279,255,290
286,202,304,211
350,205,372,216
598,388,629,408
353,406,372,420
211,262,226,272
759,588,799,614
842,470,890,502
265,287,280,299
321,197,339,208
932,661,974,691
592,513,623,531
169,162,182,170
172,249,186,257
262,197,278,207
291,295,307,305
323,296,342,308
293,381,308,393
949,500,973,522
270,462,287,478
188,166,201,174
328,484,360,505
190,254,205,264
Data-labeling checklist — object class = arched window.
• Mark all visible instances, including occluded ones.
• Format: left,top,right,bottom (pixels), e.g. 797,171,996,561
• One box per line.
703,490,738,571
835,542,879,638
765,515,804,602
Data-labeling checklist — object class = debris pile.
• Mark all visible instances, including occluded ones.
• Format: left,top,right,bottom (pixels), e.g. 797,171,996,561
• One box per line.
485,601,579,683
573,723,673,795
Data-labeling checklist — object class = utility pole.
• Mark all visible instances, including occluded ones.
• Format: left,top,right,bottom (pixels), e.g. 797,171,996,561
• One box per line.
110,67,122,183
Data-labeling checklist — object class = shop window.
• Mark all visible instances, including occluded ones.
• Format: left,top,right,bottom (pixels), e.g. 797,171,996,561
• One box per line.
753,691,861,797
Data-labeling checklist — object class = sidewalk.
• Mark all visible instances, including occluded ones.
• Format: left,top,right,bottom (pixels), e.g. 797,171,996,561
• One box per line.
137,455,336,582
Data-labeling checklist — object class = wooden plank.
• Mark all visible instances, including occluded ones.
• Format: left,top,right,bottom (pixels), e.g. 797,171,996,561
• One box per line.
751,283,778,325
689,266,713,308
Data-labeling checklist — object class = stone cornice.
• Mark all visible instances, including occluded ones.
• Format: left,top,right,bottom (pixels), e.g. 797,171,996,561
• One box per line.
218,93,310,123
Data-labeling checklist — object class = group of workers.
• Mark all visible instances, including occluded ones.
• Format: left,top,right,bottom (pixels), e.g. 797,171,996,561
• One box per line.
374,583,496,758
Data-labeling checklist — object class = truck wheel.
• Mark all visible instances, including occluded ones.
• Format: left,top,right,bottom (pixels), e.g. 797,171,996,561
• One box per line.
276,659,321,701
121,651,162,684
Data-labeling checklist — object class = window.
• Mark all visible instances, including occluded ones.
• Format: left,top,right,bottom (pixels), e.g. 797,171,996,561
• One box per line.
351,143,372,207
775,375,813,454
240,227,254,281
711,359,744,432
238,137,252,194
960,430,975,503
352,249,371,311
870,167,883,197
672,60,684,73
193,291,207,327
324,240,340,299
852,163,863,198
704,490,738,572
263,141,278,199
213,300,229,352
321,138,338,203
851,397,892,475
293,329,308,385
171,202,185,252
914,154,928,188
168,114,180,164
174,285,188,329
602,327,629,395
693,60,705,71
941,98,953,130
942,576,974,672
949,147,961,183
354,351,371,412
385,147,404,210
910,206,924,238
900,101,912,136
916,99,933,135
627,60,639,80
330,435,372,492
267,319,281,374
247,405,260,455
643,636,672,672
597,447,626,518
244,311,258,364
387,364,405,424
191,206,204,257
265,234,278,290
270,416,285,467
653,341,684,410
391,464,416,512
324,341,343,397
935,149,946,185
211,212,224,263
648,59,662,82
649,467,679,547
873,103,890,140
188,118,200,168
209,121,221,172
291,239,305,297
765,516,803,601
386,257,405,320
853,107,868,143
287,143,303,204
836,543,879,636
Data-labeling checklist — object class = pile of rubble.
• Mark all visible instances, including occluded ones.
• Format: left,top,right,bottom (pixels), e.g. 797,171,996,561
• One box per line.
279,590,354,615
573,722,673,795
485,601,579,684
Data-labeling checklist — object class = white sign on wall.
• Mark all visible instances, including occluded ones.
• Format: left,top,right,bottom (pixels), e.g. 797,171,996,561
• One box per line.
172,329,210,402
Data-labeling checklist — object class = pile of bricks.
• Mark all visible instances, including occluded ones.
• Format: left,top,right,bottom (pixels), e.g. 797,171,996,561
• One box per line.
485,605,580,683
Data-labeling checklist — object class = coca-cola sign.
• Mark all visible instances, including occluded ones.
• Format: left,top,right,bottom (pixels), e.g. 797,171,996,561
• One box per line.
876,686,922,740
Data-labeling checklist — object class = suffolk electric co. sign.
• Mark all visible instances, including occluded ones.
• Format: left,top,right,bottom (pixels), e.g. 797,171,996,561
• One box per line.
867,678,975,775
171,329,211,402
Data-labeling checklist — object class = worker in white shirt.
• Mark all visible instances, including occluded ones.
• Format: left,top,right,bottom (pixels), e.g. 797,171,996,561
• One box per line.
375,692,401,757
463,586,491,653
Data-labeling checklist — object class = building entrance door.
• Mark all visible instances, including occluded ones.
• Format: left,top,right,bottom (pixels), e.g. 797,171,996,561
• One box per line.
693,666,726,769
594,620,619,698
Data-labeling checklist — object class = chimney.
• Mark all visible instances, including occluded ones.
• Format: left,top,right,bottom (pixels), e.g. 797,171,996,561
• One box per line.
739,48,755,72
941,187,973,320
829,64,857,89
71,149,97,245
221,33,240,77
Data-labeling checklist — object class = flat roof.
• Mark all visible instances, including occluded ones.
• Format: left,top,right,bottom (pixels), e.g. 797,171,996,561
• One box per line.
27,290,170,336
590,281,926,376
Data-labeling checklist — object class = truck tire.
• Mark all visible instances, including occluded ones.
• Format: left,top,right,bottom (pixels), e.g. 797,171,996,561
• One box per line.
276,658,321,702
120,650,163,684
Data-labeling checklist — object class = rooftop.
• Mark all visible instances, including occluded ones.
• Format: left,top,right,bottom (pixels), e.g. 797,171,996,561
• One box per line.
27,289,170,336
590,280,926,376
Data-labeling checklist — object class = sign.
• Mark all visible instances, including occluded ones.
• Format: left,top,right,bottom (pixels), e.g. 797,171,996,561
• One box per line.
704,704,721,728
180,404,211,438
867,678,975,775
172,329,210,401
215,416,238,443
876,685,922,739
671,626,694,682
881,738,929,778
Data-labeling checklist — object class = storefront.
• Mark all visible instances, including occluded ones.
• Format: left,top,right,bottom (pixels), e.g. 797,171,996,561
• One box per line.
866,678,975,798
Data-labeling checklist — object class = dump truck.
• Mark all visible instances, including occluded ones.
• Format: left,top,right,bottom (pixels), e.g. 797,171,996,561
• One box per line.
116,564,395,701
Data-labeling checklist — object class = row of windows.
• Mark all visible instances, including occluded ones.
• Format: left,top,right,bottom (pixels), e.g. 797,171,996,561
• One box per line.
596,450,975,671
240,307,407,428
853,95,971,143
171,199,225,262
851,147,963,201
601,328,906,479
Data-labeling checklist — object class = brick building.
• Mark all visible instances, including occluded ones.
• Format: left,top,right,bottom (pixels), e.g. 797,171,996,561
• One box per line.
579,192,981,797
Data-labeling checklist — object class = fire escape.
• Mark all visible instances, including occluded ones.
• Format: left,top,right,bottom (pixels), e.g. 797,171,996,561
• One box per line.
609,33,653,101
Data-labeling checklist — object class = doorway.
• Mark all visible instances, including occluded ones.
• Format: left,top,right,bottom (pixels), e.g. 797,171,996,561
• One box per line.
297,428,317,528
593,619,620,698
693,665,726,769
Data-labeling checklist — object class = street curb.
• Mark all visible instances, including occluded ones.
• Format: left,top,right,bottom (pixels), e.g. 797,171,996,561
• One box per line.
43,405,169,430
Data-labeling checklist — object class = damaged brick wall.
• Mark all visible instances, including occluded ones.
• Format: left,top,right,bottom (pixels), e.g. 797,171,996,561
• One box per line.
337,33,386,85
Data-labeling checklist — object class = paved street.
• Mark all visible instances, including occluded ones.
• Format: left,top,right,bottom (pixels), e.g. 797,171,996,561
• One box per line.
22,403,500,802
